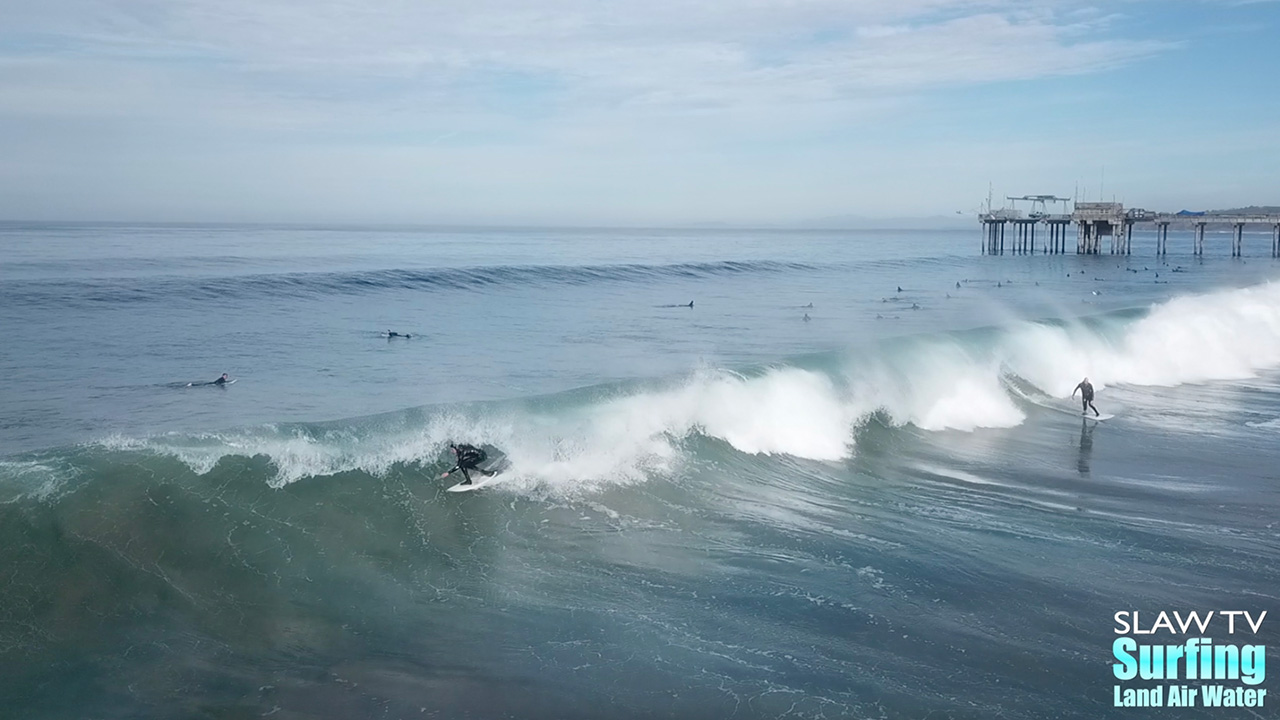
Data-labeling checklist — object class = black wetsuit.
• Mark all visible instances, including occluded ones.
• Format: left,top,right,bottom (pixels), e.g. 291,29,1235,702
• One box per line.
446,444,489,484
1074,381,1099,416
213,376,228,386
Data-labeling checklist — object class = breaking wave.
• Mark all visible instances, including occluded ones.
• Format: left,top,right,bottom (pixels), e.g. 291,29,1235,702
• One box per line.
14,281,1274,493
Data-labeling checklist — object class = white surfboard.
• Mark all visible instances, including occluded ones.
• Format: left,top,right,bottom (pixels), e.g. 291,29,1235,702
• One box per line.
1057,406,1113,421
1031,399,1114,422
446,476,503,493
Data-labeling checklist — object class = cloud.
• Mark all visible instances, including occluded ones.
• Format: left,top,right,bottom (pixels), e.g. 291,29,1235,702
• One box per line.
0,1,1220,223
2,1,1170,126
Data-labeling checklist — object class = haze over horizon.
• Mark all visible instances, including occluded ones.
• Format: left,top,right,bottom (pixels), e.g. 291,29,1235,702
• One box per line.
3,1,1278,226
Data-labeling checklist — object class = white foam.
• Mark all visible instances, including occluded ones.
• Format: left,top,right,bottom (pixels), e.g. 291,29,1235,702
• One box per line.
845,341,1025,432
489,367,858,494
1004,281,1280,394
103,424,451,488
653,368,856,459
0,460,77,503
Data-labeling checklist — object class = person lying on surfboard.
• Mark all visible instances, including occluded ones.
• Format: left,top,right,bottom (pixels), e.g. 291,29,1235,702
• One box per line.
441,443,495,486
1072,377,1100,417
186,373,231,387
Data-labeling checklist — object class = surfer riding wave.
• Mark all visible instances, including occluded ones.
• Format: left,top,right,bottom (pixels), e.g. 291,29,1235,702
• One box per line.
441,443,495,486
1072,377,1100,417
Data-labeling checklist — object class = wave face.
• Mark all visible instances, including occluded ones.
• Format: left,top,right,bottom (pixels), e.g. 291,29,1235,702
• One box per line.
3,282,1280,719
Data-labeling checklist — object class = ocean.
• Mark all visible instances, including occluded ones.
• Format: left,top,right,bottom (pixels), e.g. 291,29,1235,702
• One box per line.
2,222,1278,719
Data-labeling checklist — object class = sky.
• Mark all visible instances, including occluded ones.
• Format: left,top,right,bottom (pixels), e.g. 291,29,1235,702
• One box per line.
1,0,1278,226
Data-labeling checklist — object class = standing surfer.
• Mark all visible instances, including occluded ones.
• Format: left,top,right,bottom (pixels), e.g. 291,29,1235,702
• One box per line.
1072,377,1100,417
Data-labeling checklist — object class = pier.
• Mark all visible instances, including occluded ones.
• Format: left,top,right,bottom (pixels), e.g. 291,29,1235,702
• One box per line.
981,197,1280,257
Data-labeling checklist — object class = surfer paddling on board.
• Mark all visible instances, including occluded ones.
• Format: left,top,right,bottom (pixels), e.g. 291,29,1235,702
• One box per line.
186,373,231,387
1072,377,1100,417
441,443,494,486
386,330,411,339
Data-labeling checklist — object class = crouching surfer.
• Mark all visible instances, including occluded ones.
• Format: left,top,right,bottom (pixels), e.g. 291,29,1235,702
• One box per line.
441,442,495,485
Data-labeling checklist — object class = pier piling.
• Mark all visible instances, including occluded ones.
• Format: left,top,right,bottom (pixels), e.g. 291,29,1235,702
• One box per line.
981,198,1280,258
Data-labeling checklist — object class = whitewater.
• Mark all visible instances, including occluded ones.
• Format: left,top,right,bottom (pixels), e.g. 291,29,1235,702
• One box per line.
2,223,1278,719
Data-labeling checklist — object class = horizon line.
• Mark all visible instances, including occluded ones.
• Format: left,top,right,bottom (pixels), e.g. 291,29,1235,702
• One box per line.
0,218,978,232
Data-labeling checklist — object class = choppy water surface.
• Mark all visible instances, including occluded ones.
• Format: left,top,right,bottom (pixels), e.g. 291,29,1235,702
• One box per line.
2,223,1278,719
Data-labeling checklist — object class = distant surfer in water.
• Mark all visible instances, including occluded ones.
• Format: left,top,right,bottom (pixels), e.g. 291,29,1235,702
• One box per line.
441,442,494,485
213,372,229,386
386,330,411,338
1072,377,1100,417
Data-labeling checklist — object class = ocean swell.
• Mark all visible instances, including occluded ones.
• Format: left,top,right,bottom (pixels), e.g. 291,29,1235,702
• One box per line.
0,260,822,308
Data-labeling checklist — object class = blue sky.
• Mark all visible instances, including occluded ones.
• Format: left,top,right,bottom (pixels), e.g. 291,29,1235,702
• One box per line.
0,0,1277,225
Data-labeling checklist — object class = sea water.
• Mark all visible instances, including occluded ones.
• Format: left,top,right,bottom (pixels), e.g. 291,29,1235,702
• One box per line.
2,223,1278,718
